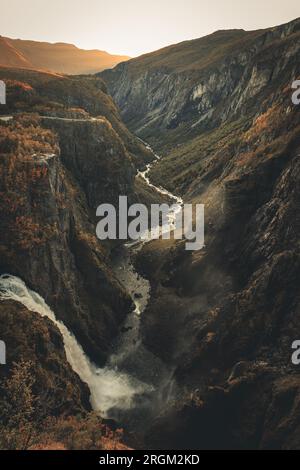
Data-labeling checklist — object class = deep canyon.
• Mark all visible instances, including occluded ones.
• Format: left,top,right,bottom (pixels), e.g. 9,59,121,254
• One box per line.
0,16,300,450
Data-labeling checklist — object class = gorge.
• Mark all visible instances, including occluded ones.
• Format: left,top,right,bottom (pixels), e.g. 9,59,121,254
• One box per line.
0,142,184,442
0,16,300,450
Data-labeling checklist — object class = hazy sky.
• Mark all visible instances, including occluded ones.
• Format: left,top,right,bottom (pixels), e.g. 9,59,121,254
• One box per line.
1,0,299,56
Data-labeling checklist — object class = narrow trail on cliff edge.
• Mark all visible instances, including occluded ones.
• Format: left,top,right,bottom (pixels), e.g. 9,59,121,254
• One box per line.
0,141,183,432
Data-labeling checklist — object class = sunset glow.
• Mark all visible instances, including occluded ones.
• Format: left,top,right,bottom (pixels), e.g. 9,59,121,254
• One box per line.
0,0,299,56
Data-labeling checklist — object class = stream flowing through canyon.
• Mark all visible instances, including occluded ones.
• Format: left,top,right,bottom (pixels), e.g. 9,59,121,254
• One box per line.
0,144,183,431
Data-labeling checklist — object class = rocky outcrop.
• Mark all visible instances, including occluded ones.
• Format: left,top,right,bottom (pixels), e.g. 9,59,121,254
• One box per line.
42,117,136,209
0,300,90,415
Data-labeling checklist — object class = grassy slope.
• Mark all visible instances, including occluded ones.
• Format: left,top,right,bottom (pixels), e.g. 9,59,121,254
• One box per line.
116,29,260,75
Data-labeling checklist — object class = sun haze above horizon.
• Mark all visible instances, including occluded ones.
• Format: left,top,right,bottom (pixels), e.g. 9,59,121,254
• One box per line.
0,0,299,57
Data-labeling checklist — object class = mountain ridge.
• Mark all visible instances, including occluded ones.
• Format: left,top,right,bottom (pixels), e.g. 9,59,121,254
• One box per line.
0,36,130,74
101,17,300,151
103,17,300,73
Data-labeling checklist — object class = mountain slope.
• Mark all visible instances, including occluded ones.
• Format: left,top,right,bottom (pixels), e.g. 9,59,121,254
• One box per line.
0,114,134,365
0,36,32,68
101,17,300,449
0,36,130,74
0,63,157,366
101,17,300,153
0,67,152,166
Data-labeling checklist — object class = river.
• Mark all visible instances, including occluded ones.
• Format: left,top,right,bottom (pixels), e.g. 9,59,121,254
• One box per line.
0,145,183,428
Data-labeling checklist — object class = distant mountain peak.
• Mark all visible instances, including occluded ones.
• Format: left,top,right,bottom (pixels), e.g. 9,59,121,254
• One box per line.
0,36,130,74
0,36,32,68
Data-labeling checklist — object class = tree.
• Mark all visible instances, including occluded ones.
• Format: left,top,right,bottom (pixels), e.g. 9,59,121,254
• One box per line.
0,360,36,450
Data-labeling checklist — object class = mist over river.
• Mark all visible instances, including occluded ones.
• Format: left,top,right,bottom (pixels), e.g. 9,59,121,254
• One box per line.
0,145,182,434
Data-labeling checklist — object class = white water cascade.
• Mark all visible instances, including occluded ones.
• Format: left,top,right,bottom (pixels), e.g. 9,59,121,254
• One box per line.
0,143,181,422
0,274,150,417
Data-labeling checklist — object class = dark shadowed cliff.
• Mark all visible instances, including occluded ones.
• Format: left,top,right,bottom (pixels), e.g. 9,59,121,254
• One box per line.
102,18,300,449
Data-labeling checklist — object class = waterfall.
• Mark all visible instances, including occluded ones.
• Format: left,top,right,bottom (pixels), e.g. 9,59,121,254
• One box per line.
0,274,150,417
0,144,179,424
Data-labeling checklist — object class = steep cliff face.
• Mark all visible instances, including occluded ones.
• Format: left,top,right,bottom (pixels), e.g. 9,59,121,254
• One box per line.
139,141,300,448
42,117,136,209
114,19,300,449
101,18,300,154
0,115,132,365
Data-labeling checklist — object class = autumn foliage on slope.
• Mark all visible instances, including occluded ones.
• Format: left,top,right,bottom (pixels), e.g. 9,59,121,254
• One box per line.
0,115,59,253
0,361,130,451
